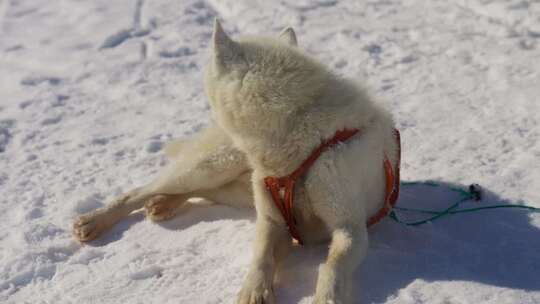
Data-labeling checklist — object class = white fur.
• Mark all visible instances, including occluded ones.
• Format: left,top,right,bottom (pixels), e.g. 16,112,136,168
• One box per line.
72,19,398,304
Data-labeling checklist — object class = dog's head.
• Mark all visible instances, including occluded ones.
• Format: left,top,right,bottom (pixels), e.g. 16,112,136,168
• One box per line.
204,19,332,136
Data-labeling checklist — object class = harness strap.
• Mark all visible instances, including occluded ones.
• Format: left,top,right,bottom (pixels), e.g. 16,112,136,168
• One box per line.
367,129,401,227
264,129,401,244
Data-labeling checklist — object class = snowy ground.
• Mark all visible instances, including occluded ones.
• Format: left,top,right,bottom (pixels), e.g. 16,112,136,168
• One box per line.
1,0,540,303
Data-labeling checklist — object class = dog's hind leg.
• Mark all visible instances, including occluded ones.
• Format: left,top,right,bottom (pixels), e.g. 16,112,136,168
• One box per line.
73,170,252,243
73,124,251,242
73,185,161,242
145,172,253,222
192,171,253,208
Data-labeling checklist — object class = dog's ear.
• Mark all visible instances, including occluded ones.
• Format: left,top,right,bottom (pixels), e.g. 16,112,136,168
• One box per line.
212,19,242,72
279,27,297,46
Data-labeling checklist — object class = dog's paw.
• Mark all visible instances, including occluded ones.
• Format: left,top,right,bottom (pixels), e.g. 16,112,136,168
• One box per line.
312,288,336,304
236,271,275,304
312,295,341,304
144,195,183,222
73,211,110,242
237,287,274,304
313,289,347,304
312,265,349,304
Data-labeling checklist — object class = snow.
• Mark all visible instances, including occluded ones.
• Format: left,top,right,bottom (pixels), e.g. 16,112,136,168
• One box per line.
1,0,540,303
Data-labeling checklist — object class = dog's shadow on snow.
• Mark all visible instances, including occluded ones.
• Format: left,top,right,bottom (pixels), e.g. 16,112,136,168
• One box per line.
275,181,540,303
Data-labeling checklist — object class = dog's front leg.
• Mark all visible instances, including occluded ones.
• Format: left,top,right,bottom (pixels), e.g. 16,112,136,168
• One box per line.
237,178,291,304
313,226,368,304
237,216,289,304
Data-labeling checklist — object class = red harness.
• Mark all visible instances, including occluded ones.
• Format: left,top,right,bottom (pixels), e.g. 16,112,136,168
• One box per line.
264,128,401,245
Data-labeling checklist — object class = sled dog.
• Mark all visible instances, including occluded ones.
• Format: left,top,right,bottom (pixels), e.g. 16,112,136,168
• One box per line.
73,20,400,304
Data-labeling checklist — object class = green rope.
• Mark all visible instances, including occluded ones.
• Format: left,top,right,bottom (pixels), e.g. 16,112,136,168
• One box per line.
388,181,540,226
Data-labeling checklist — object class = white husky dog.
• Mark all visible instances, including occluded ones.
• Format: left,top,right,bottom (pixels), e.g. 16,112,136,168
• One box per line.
73,20,399,304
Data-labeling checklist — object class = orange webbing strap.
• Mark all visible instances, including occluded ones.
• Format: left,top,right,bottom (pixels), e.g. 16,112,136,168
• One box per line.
264,128,401,244
367,129,401,227
263,176,302,243
264,129,360,245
